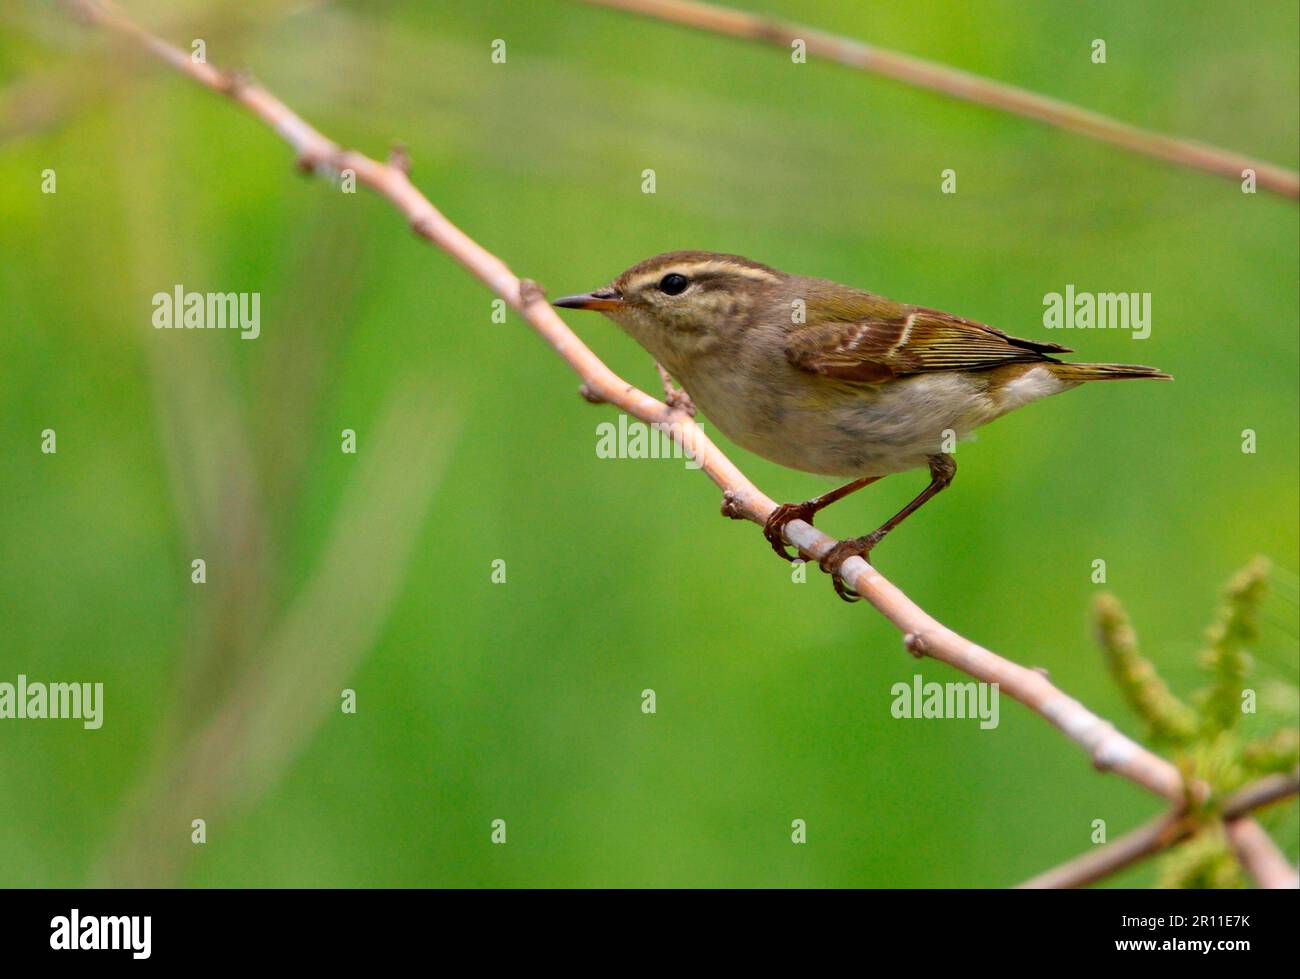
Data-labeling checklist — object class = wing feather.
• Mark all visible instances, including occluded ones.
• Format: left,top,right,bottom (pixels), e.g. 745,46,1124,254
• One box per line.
784,303,1071,383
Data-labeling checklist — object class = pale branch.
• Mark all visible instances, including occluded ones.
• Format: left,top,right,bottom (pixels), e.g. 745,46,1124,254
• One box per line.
71,0,1188,805
1225,817,1300,889
1019,769,1300,889
578,0,1300,200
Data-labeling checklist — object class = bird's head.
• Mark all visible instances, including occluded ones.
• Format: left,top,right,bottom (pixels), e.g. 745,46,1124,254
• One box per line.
553,251,783,361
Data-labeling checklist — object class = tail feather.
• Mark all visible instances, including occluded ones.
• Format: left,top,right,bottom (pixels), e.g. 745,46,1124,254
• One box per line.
1048,362,1172,382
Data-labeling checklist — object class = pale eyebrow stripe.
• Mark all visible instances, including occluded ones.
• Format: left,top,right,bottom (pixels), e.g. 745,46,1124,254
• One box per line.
625,261,779,293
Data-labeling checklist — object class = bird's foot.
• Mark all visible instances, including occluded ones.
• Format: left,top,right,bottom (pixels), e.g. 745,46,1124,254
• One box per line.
763,502,818,562
818,531,885,603
656,363,696,417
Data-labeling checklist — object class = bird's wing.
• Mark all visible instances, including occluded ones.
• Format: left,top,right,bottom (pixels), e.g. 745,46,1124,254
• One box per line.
784,303,1073,383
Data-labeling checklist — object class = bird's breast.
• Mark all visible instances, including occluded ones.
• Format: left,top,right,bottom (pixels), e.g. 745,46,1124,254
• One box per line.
678,366,1005,478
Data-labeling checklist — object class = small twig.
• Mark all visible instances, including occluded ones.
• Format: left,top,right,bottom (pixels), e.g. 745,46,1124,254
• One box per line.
578,0,1300,200
1019,810,1186,890
69,0,1193,812
1019,769,1300,888
1222,769,1300,815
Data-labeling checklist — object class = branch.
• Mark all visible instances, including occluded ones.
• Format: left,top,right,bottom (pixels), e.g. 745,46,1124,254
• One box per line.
68,0,1190,806
1223,769,1300,814
577,0,1300,200
1225,818,1300,889
1018,810,1184,890
1019,769,1300,888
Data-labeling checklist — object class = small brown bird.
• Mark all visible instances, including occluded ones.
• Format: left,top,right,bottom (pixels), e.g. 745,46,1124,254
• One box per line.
555,251,1170,600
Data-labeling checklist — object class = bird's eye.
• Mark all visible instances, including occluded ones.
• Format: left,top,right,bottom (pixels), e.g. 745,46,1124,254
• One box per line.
658,273,689,296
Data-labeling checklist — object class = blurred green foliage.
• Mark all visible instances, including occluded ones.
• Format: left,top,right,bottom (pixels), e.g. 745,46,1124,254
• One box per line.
0,0,1296,887
1095,558,1299,887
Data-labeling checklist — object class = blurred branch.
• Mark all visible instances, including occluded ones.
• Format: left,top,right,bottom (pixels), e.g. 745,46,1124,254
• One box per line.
1221,768,1300,816
1050,574,1299,889
578,0,1300,200
94,378,457,885
4,0,330,145
0,60,133,145
1225,817,1299,889
1019,809,1183,890
68,0,1194,820
1019,769,1300,888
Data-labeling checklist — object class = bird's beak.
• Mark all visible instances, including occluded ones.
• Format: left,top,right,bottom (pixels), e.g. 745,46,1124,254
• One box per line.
553,288,625,312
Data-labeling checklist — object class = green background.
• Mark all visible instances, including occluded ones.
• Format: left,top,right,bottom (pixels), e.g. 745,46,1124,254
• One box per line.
1,0,1296,887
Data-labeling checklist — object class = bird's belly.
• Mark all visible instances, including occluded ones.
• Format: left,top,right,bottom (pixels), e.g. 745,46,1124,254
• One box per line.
685,370,1001,478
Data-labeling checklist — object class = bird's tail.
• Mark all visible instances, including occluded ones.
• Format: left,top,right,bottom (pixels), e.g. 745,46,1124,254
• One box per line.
1048,362,1172,382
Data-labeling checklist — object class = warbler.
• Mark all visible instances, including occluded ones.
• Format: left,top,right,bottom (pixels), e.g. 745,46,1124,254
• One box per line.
555,251,1170,600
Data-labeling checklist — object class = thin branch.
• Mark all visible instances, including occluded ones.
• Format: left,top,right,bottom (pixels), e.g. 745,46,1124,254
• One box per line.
1019,769,1300,888
578,0,1300,200
1222,769,1300,815
1225,817,1300,889
1019,809,1184,890
69,0,1190,806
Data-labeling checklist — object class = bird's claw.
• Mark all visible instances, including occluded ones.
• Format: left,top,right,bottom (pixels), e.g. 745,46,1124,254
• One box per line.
762,502,816,562
656,363,696,417
666,388,696,416
818,532,884,603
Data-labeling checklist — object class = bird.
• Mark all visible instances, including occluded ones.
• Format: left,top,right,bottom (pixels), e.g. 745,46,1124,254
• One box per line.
554,251,1170,600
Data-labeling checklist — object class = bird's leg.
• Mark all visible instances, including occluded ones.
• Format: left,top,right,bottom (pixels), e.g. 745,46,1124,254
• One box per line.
763,475,881,562
820,455,957,602
655,363,696,417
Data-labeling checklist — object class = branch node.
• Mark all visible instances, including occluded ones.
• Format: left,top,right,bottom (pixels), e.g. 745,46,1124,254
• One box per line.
904,632,928,658
1088,722,1121,772
752,16,794,46
578,383,606,405
220,67,252,97
720,491,746,520
410,215,434,239
518,278,545,307
388,142,412,175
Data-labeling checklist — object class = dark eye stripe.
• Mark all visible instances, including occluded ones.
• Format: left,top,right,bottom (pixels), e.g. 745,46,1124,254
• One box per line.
659,273,689,295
